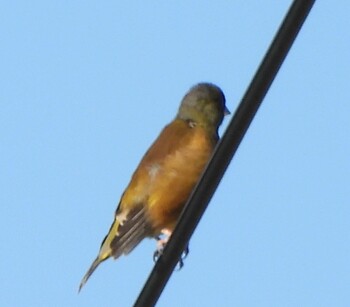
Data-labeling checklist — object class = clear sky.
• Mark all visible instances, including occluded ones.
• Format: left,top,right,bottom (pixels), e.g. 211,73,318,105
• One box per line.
1,1,349,307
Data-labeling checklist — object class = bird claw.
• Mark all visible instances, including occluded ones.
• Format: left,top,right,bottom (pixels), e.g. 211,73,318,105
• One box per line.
175,245,189,270
153,236,166,262
182,245,189,260
153,248,162,262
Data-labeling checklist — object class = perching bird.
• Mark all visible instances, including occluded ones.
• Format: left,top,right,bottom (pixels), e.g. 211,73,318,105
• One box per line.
79,83,229,291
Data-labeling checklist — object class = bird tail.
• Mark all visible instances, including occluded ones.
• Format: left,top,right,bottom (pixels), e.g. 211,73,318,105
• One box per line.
78,218,121,292
78,205,150,292
78,256,106,292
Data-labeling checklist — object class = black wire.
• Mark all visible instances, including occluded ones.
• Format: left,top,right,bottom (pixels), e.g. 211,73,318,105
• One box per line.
133,1,316,306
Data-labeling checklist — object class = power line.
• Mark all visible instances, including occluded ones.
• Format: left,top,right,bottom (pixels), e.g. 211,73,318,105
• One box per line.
133,1,316,306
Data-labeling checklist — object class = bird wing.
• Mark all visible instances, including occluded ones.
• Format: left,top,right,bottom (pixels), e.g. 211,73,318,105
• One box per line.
106,119,212,257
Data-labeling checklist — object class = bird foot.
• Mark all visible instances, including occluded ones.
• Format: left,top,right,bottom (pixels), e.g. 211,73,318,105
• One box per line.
153,236,166,262
152,235,190,270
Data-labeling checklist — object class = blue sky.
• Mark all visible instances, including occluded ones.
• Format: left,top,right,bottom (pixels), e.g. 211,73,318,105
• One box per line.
1,1,349,306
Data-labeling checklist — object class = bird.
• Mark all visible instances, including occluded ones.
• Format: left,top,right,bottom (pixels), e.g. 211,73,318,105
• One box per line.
79,82,230,291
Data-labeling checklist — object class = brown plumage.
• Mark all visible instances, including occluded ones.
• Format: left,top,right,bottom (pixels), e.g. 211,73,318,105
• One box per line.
79,83,229,291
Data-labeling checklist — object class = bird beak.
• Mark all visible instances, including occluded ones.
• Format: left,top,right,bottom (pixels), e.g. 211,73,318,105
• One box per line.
224,106,231,116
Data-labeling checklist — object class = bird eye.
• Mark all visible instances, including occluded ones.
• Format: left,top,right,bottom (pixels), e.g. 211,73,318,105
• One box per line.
187,120,197,128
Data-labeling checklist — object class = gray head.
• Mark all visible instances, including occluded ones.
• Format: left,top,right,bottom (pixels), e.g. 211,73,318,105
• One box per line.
177,83,229,131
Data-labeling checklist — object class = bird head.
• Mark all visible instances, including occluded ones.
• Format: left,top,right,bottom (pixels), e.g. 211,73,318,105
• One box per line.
177,83,230,132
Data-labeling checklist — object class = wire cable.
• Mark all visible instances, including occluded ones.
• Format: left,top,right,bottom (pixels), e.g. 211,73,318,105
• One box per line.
133,1,316,306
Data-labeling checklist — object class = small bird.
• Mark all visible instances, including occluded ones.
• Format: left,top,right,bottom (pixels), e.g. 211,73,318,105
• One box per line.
79,83,229,291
